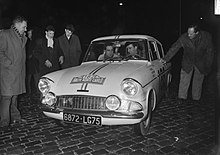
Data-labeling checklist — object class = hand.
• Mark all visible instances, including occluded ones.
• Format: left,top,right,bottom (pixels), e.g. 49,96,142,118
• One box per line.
59,56,64,64
45,60,52,68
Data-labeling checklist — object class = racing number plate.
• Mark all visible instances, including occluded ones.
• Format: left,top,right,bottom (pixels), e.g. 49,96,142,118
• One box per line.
63,113,102,126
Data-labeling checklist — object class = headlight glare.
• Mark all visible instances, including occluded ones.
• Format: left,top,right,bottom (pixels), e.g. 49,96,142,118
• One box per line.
105,95,120,110
43,92,57,106
38,78,51,94
121,79,138,96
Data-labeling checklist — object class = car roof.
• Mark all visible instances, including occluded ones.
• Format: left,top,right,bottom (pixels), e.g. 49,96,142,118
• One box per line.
91,34,160,43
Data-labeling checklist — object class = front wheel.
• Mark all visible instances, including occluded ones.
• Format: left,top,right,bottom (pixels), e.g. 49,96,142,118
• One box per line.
133,90,154,136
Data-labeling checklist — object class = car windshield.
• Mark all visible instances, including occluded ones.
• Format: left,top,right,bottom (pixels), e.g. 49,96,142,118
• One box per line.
84,39,150,62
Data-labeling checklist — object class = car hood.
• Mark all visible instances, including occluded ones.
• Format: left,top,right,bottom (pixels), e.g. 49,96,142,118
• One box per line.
45,60,152,96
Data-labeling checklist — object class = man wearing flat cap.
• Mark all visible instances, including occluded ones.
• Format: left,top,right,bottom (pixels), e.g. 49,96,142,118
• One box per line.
58,24,82,69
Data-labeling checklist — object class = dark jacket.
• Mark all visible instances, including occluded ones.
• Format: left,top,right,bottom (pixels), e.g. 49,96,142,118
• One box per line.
26,38,39,74
58,34,82,69
0,27,27,95
34,37,63,76
164,31,214,75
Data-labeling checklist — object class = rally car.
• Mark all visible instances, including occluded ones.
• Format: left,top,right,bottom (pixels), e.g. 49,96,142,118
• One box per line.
38,35,172,136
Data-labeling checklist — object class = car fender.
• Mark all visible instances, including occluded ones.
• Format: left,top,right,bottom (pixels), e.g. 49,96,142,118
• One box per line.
145,87,157,115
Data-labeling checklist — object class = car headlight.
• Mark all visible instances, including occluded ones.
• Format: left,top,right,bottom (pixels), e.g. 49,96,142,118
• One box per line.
42,92,57,106
38,78,51,94
121,79,138,96
105,95,121,110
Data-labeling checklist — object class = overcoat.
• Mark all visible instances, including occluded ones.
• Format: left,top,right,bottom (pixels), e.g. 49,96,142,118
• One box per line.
58,34,82,69
0,28,27,96
26,38,39,75
34,37,63,76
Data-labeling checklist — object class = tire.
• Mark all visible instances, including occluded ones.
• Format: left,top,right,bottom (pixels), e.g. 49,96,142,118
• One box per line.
133,90,154,136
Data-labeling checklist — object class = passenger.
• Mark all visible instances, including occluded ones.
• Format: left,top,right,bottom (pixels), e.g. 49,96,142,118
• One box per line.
126,42,142,59
98,44,119,60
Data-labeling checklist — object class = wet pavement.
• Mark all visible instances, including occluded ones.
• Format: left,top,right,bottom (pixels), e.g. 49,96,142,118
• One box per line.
0,75,218,155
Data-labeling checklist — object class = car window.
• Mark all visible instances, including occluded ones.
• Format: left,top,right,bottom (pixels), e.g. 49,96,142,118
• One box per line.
86,43,105,61
84,39,151,62
125,41,146,58
156,42,164,59
149,41,158,60
144,41,150,61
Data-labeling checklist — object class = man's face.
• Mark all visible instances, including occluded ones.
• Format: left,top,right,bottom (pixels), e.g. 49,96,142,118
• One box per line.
187,27,198,39
15,21,27,35
27,30,32,39
105,46,114,57
46,30,55,39
127,44,137,56
65,29,72,38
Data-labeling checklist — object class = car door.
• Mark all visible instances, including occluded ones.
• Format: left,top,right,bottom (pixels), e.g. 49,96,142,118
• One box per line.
148,40,167,98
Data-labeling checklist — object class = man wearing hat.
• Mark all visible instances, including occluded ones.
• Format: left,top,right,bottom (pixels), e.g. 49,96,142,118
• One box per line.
34,25,64,76
58,24,82,69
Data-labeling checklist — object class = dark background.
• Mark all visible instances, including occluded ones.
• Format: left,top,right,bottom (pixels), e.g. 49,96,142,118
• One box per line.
0,0,218,84
0,0,219,84
0,0,220,150
0,0,219,74
0,0,217,50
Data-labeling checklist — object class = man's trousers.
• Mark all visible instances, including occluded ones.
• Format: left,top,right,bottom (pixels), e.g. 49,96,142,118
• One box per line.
0,95,21,127
178,66,204,100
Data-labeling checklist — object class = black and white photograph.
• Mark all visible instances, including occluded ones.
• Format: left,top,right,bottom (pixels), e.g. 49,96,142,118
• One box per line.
0,0,219,154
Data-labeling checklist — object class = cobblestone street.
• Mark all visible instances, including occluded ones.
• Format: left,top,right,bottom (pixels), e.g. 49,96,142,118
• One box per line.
0,74,217,155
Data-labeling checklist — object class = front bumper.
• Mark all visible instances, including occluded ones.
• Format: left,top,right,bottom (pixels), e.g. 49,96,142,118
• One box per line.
41,105,144,125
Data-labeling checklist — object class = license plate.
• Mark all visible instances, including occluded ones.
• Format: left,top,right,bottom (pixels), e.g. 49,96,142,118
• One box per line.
63,113,102,126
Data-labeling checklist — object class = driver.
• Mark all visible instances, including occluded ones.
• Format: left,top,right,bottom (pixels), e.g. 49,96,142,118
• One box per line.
98,44,119,60
126,42,141,59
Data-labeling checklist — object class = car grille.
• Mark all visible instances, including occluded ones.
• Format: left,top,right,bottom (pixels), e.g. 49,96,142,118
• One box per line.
56,95,107,110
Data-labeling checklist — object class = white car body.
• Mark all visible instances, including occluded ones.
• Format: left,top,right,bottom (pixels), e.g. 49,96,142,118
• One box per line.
39,35,171,135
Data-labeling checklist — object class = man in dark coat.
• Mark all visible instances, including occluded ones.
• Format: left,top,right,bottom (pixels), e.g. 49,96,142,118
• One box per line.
162,23,214,102
34,25,64,76
26,28,40,95
0,16,28,127
58,24,82,69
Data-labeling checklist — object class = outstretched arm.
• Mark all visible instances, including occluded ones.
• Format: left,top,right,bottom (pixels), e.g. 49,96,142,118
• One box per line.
163,37,183,62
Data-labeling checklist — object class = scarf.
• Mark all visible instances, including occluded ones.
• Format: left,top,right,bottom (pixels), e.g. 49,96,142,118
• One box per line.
11,25,24,40
46,35,54,48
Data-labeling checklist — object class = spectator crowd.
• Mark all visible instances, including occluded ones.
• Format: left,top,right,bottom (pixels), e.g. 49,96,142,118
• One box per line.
0,16,82,128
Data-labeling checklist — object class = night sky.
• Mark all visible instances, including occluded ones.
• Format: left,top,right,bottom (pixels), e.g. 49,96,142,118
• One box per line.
0,0,215,50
